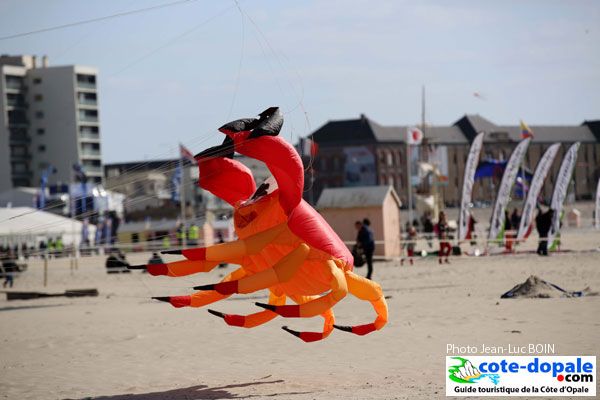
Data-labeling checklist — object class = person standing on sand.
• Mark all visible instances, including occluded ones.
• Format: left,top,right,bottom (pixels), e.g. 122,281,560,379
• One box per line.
401,225,417,266
435,211,451,264
356,219,375,280
504,210,515,252
510,208,521,231
421,212,434,248
535,206,554,256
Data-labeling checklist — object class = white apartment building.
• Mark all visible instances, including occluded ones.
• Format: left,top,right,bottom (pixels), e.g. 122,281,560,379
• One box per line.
0,55,102,192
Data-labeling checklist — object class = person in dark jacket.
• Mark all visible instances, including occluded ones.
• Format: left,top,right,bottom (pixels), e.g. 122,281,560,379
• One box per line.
421,212,434,248
504,210,515,252
510,208,521,231
535,206,554,256
355,218,375,280
436,211,451,264
106,251,131,273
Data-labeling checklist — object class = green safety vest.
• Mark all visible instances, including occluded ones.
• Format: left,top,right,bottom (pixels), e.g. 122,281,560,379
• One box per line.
188,225,199,240
162,236,171,248
177,229,186,240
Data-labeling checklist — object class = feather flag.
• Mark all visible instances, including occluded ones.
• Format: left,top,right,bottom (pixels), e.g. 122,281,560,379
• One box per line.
517,143,561,241
548,143,580,250
458,132,484,241
488,138,531,242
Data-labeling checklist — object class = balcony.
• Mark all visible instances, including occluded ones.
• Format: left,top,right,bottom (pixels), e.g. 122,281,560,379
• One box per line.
78,109,99,123
10,151,31,161
9,130,30,144
6,94,26,108
4,76,24,90
81,149,101,157
7,110,28,126
82,165,103,174
77,92,97,106
76,74,96,91
78,98,97,106
80,132,100,141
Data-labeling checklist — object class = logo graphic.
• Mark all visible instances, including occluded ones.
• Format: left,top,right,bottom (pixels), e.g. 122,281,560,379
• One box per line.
448,357,500,385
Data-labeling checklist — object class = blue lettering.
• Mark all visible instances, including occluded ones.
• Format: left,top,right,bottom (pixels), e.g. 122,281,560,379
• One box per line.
540,362,551,373
552,362,564,377
528,358,539,373
479,363,488,373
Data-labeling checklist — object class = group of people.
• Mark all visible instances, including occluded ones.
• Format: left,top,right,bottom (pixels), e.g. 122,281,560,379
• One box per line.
401,211,453,266
0,237,66,260
353,204,556,279
354,211,455,281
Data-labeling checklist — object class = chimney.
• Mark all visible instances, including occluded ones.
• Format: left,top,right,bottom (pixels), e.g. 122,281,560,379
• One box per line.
42,55,49,68
31,55,37,69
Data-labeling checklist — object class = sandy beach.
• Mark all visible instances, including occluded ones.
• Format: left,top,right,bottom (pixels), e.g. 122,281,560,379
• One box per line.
1,229,599,400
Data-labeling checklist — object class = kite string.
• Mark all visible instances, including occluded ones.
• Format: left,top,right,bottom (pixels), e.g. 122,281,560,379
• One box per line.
0,0,199,41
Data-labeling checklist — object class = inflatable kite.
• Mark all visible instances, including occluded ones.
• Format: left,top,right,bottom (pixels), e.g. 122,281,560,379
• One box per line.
130,107,388,342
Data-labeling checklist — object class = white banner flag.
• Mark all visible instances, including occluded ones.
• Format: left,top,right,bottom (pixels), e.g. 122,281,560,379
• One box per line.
516,143,560,241
458,132,485,241
488,138,531,241
548,142,580,249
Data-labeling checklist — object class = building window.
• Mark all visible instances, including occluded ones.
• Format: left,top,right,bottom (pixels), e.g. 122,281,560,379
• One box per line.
387,152,393,166
38,145,46,152
37,128,45,135
34,94,43,101
35,111,44,119
33,77,42,84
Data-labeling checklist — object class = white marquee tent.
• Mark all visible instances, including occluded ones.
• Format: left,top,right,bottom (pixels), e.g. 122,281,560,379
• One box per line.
0,207,95,247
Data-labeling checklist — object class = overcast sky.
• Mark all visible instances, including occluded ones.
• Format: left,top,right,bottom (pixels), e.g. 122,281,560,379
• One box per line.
1,0,599,163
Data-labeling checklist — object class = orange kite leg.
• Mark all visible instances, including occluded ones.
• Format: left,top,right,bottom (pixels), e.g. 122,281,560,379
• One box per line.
333,271,388,336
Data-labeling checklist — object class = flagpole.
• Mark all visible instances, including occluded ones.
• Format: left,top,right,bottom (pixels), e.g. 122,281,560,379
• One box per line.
179,148,187,249
407,140,412,226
